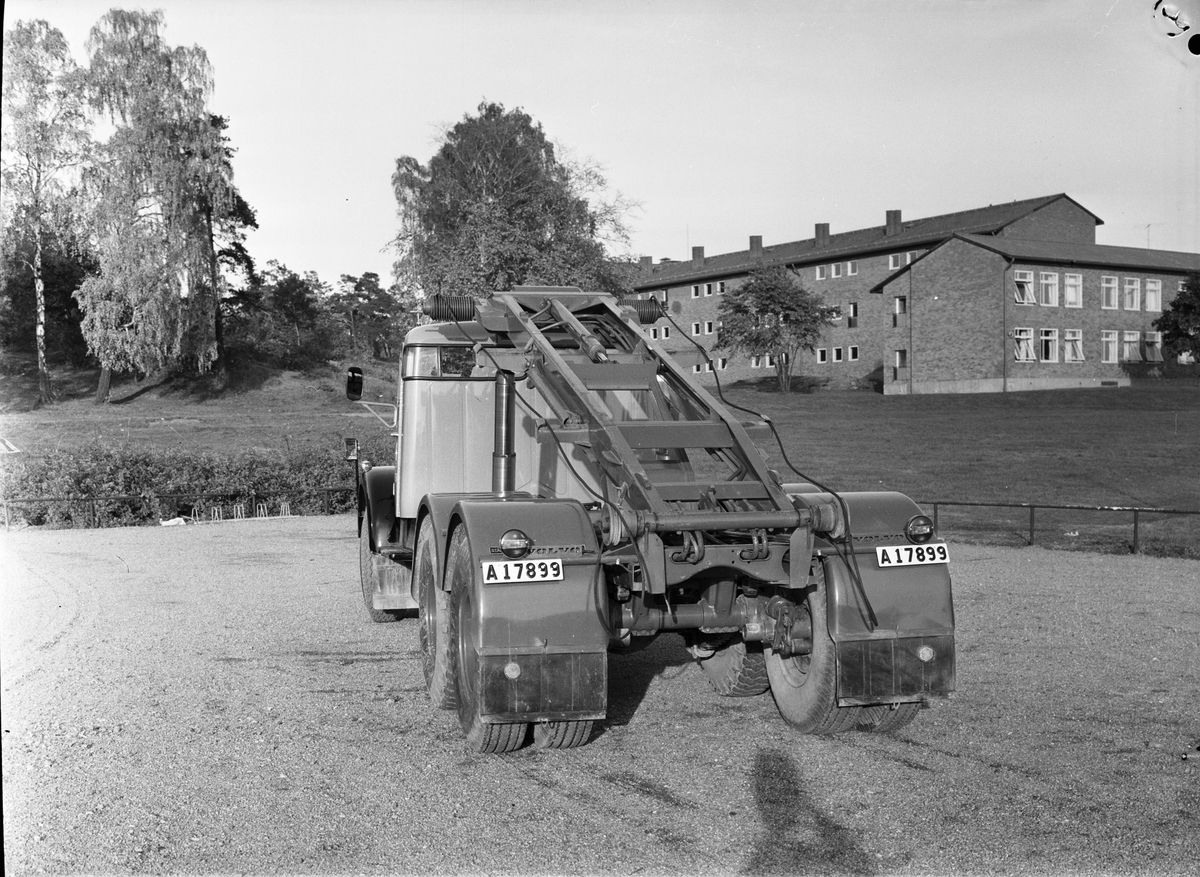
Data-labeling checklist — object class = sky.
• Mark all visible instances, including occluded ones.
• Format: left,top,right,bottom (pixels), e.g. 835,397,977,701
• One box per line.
4,0,1199,288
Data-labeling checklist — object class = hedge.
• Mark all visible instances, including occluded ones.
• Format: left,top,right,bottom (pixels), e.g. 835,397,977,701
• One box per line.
1,434,395,528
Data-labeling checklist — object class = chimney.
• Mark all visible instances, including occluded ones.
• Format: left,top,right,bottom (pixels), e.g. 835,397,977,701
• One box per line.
815,223,830,247
638,255,652,272
885,209,903,236
749,235,763,257
691,246,705,269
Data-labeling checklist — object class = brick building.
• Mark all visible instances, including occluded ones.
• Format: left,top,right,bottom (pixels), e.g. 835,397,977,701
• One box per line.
631,194,1200,394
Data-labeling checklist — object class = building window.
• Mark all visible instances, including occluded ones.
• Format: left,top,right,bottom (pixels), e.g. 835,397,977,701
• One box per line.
847,261,858,276
1101,330,1118,363
650,328,659,340
833,347,844,363
717,281,726,294
888,254,902,270
1064,329,1083,362
1145,279,1162,312
906,251,919,264
1064,274,1082,308
1145,331,1164,362
704,320,714,335
831,262,842,279
692,364,703,374
1124,278,1141,311
704,283,713,297
661,325,671,339
1013,328,1035,362
848,345,859,361
1039,328,1059,362
894,296,908,315
815,265,827,280
1039,272,1059,307
691,322,701,336
847,302,859,328
691,285,700,299
817,348,828,364
895,349,908,369
1122,330,1141,361
1101,276,1118,309
716,357,728,370
1014,270,1036,305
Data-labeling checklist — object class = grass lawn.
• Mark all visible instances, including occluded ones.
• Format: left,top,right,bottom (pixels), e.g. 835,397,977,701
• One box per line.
2,356,1197,556
720,377,1200,557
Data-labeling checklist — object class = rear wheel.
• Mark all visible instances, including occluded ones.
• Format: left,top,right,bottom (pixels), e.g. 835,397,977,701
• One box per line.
534,720,594,749
765,580,864,735
415,518,456,709
448,526,528,753
857,702,922,733
360,524,403,623
694,636,769,697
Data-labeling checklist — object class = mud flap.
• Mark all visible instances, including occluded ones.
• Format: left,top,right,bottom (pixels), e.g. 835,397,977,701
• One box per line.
452,496,608,723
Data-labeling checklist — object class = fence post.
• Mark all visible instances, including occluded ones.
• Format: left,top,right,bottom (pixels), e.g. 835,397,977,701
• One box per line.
91,499,98,529
1028,506,1035,546
1132,509,1140,554
324,488,331,516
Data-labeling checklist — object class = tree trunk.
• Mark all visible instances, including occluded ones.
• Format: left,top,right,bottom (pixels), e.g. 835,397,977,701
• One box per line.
777,352,791,393
95,366,112,404
204,204,227,385
33,221,56,406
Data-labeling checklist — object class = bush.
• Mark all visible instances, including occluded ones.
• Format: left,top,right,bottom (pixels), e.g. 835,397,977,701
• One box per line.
0,438,395,528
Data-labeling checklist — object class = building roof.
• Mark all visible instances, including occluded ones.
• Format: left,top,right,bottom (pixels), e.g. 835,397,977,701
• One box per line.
868,233,1200,293
633,194,1103,289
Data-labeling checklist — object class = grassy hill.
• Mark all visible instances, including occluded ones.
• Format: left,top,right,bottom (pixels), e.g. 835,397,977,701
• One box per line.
1,353,1196,555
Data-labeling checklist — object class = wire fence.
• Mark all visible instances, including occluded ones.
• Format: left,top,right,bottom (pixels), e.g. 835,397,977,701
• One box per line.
922,500,1200,555
3,489,1197,557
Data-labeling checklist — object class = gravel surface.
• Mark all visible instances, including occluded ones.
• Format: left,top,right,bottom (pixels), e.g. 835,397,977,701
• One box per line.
2,515,1197,876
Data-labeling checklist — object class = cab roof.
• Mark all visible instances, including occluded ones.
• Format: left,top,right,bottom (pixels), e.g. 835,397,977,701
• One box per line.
403,321,491,345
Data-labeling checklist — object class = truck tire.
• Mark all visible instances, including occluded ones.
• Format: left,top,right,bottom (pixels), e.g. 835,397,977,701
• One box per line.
764,581,864,735
698,638,770,697
415,517,456,709
533,720,594,749
360,525,402,623
447,525,528,753
857,702,922,733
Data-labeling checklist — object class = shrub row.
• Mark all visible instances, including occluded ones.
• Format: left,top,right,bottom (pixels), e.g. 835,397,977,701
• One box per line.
0,434,395,528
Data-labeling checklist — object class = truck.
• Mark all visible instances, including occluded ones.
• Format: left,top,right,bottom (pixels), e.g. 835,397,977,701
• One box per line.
344,286,954,752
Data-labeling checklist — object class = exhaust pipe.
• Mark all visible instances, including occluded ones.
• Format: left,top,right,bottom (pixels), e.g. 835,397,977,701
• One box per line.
492,370,516,496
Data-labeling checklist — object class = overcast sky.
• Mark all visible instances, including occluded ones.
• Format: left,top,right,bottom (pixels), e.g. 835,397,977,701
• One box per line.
5,0,1199,287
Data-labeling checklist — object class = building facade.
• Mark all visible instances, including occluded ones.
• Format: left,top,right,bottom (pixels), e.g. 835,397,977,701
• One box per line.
631,194,1199,393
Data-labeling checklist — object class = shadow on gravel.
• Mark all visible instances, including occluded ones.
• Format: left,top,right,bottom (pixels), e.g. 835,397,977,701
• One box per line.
598,634,692,739
743,748,876,876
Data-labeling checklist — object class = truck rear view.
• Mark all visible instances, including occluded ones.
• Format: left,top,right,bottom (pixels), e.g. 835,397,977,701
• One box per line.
346,287,954,752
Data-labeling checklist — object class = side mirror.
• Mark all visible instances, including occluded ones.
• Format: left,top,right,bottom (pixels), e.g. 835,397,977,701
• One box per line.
345,366,363,401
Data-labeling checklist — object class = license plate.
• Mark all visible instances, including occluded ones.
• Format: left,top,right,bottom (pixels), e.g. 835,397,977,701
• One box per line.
481,559,564,584
875,544,950,567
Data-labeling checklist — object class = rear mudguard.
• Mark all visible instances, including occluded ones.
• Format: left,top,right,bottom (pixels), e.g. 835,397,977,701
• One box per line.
358,466,397,551
447,496,608,723
810,491,956,706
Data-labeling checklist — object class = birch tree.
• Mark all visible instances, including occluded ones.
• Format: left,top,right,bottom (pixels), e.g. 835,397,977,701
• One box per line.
77,9,245,399
1,20,92,404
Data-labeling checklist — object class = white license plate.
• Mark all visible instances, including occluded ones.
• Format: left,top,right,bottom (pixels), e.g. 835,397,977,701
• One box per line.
875,544,950,567
481,559,564,584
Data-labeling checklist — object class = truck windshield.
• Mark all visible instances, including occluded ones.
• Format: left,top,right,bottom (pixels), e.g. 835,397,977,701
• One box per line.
403,345,494,378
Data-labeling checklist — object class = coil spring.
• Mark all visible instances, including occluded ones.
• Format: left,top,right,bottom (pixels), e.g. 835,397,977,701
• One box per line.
423,294,478,322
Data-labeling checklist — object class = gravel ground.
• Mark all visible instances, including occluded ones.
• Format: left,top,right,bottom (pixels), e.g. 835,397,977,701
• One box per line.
1,515,1197,876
